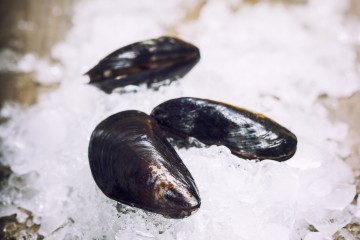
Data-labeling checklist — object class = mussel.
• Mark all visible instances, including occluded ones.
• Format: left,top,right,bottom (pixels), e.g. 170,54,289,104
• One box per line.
86,36,200,93
88,110,201,218
151,97,297,161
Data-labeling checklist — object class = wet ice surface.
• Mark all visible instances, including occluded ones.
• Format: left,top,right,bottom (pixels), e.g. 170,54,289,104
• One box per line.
0,0,359,239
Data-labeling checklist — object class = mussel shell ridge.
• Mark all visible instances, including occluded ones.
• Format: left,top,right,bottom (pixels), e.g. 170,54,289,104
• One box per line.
86,36,200,93
151,97,297,161
88,110,200,218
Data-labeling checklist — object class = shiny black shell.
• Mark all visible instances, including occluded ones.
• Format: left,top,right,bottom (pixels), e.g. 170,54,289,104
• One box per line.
151,97,297,161
86,36,200,93
88,110,200,218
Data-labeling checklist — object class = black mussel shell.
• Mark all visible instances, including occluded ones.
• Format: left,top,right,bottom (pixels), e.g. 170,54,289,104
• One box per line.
88,110,201,218
86,36,200,93
151,97,297,161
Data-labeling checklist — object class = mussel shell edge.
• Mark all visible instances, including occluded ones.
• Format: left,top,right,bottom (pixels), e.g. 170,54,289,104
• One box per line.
88,110,201,218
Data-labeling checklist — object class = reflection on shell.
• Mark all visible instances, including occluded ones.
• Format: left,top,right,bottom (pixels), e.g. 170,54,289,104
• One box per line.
88,110,201,218
151,97,297,161
86,36,200,93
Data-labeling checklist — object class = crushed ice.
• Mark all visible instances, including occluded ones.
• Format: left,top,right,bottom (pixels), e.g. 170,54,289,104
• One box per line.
0,0,359,239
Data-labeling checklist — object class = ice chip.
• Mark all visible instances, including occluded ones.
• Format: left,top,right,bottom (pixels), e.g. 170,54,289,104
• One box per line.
321,184,356,210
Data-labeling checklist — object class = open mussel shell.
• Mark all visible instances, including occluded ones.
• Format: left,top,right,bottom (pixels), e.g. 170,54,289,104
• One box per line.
86,36,200,93
88,110,201,218
151,97,297,161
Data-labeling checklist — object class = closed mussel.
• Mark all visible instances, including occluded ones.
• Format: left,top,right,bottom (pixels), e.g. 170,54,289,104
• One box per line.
86,36,200,93
88,110,200,218
151,97,297,161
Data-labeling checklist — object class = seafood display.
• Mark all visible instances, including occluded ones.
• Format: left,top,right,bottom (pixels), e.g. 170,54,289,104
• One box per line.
1,0,357,237
86,36,200,93
88,110,201,219
151,97,297,161
86,37,298,219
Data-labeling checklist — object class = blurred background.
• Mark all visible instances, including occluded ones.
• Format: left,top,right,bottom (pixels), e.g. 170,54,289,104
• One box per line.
0,0,74,106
